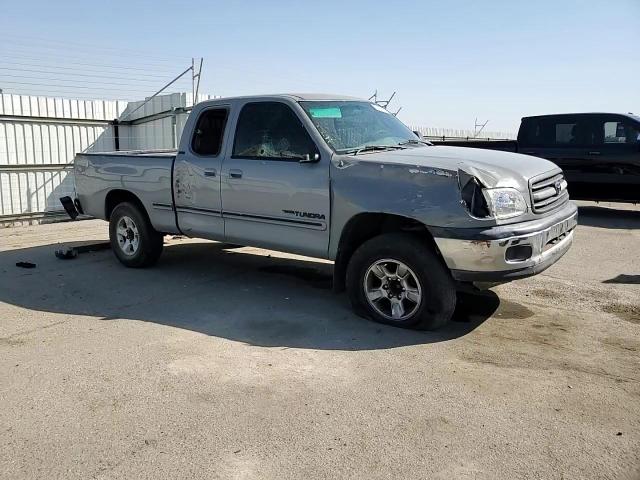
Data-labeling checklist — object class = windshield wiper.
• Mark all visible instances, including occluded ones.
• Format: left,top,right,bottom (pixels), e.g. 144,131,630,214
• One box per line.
340,145,407,156
397,139,432,146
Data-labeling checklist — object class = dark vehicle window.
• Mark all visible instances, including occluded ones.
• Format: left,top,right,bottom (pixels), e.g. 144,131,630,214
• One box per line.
551,118,594,146
519,118,550,146
554,123,577,144
232,102,317,160
521,117,598,147
192,109,228,155
601,120,640,144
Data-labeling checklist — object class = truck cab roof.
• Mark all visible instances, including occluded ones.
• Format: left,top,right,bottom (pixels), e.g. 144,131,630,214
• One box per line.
522,112,640,123
198,93,364,106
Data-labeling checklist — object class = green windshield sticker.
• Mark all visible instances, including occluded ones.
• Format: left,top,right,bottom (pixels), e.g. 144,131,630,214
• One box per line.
309,107,342,118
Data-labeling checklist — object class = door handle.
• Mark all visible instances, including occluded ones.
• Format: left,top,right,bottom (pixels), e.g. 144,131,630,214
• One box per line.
204,169,216,177
588,151,601,155
229,169,243,179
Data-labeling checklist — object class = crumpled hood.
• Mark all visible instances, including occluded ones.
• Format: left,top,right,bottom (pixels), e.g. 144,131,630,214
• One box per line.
343,145,560,189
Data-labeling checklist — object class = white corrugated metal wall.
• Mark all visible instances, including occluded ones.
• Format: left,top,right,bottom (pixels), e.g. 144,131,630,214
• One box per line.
118,92,212,151
0,92,211,225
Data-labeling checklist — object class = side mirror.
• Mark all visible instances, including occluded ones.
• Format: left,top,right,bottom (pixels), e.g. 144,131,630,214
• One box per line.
413,130,423,139
300,153,320,163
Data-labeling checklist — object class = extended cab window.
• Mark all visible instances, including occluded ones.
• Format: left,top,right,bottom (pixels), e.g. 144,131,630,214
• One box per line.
192,108,228,155
232,102,317,160
551,117,594,146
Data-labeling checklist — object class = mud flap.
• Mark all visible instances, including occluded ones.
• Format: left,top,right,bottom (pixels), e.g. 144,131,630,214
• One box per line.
59,196,79,220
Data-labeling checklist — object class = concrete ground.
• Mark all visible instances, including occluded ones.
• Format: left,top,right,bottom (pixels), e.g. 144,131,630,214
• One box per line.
0,201,639,480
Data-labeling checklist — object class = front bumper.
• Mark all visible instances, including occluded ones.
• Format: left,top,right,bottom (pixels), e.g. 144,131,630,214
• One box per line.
433,202,578,283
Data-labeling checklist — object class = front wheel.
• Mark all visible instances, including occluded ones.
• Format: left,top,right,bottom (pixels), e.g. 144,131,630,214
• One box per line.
346,233,456,330
109,202,163,268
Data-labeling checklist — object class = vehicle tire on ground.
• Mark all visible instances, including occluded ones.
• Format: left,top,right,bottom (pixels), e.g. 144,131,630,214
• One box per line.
109,202,163,268
345,232,456,330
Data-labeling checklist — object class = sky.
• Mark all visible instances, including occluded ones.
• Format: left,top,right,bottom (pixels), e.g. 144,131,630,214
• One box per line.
0,0,638,132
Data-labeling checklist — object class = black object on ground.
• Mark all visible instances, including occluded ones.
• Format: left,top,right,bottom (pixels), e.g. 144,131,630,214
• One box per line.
54,242,111,260
15,262,36,269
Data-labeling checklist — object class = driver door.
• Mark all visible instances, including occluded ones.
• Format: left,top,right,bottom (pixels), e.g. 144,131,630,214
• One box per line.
220,100,330,258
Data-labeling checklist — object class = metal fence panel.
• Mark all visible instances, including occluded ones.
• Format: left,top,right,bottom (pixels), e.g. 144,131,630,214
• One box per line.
410,125,516,140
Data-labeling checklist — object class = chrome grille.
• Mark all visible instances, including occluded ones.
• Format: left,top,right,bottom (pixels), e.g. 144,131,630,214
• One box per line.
530,171,569,213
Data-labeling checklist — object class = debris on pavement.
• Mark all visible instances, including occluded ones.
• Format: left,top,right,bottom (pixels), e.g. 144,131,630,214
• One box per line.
55,247,78,260
54,242,111,260
15,261,36,269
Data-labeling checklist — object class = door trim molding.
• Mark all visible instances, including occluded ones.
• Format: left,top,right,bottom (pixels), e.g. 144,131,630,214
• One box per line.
175,206,222,217
152,202,174,211
223,210,326,230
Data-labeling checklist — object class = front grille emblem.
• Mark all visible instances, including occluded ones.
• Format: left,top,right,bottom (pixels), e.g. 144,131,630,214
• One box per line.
554,179,562,194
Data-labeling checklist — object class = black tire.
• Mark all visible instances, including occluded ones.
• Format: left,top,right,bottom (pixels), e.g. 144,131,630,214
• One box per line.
109,202,163,268
345,233,456,330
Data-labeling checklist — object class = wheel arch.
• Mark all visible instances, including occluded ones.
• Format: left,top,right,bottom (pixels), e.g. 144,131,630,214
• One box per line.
105,189,149,222
332,212,443,292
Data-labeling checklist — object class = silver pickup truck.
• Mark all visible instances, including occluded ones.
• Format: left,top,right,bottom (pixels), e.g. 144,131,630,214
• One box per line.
71,94,577,330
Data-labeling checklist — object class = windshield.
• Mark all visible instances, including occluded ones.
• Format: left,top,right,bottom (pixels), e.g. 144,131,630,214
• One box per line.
300,101,422,153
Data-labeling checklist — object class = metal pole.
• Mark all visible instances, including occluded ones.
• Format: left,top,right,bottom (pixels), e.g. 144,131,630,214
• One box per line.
113,119,120,151
194,58,203,103
120,65,193,121
171,113,177,149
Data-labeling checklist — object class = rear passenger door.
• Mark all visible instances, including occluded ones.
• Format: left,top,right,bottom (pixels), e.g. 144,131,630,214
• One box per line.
220,100,330,258
520,115,594,183
585,114,640,199
173,106,228,239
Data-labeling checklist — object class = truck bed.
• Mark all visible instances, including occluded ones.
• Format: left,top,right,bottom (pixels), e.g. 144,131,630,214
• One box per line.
74,150,179,234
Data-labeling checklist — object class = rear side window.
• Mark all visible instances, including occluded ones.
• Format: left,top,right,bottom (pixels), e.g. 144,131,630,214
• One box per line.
548,117,594,146
232,102,317,160
192,108,228,155
519,118,551,145
554,122,577,144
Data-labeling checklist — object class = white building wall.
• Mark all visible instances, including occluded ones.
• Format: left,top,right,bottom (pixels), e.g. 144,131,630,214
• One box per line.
0,92,211,225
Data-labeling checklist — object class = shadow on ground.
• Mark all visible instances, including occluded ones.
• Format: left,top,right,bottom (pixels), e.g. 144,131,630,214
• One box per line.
0,241,501,351
577,205,640,229
603,274,640,285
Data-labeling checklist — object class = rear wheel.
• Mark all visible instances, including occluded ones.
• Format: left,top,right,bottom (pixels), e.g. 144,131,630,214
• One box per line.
109,202,163,268
346,233,456,330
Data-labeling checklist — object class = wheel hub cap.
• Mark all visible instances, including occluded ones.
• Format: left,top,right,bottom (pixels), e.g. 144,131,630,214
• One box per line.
363,259,422,321
116,216,140,256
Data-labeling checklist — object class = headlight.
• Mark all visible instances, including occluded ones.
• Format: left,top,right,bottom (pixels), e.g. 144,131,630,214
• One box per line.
482,188,528,219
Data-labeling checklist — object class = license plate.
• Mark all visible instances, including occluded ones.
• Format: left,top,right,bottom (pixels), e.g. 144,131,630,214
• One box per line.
545,216,576,244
